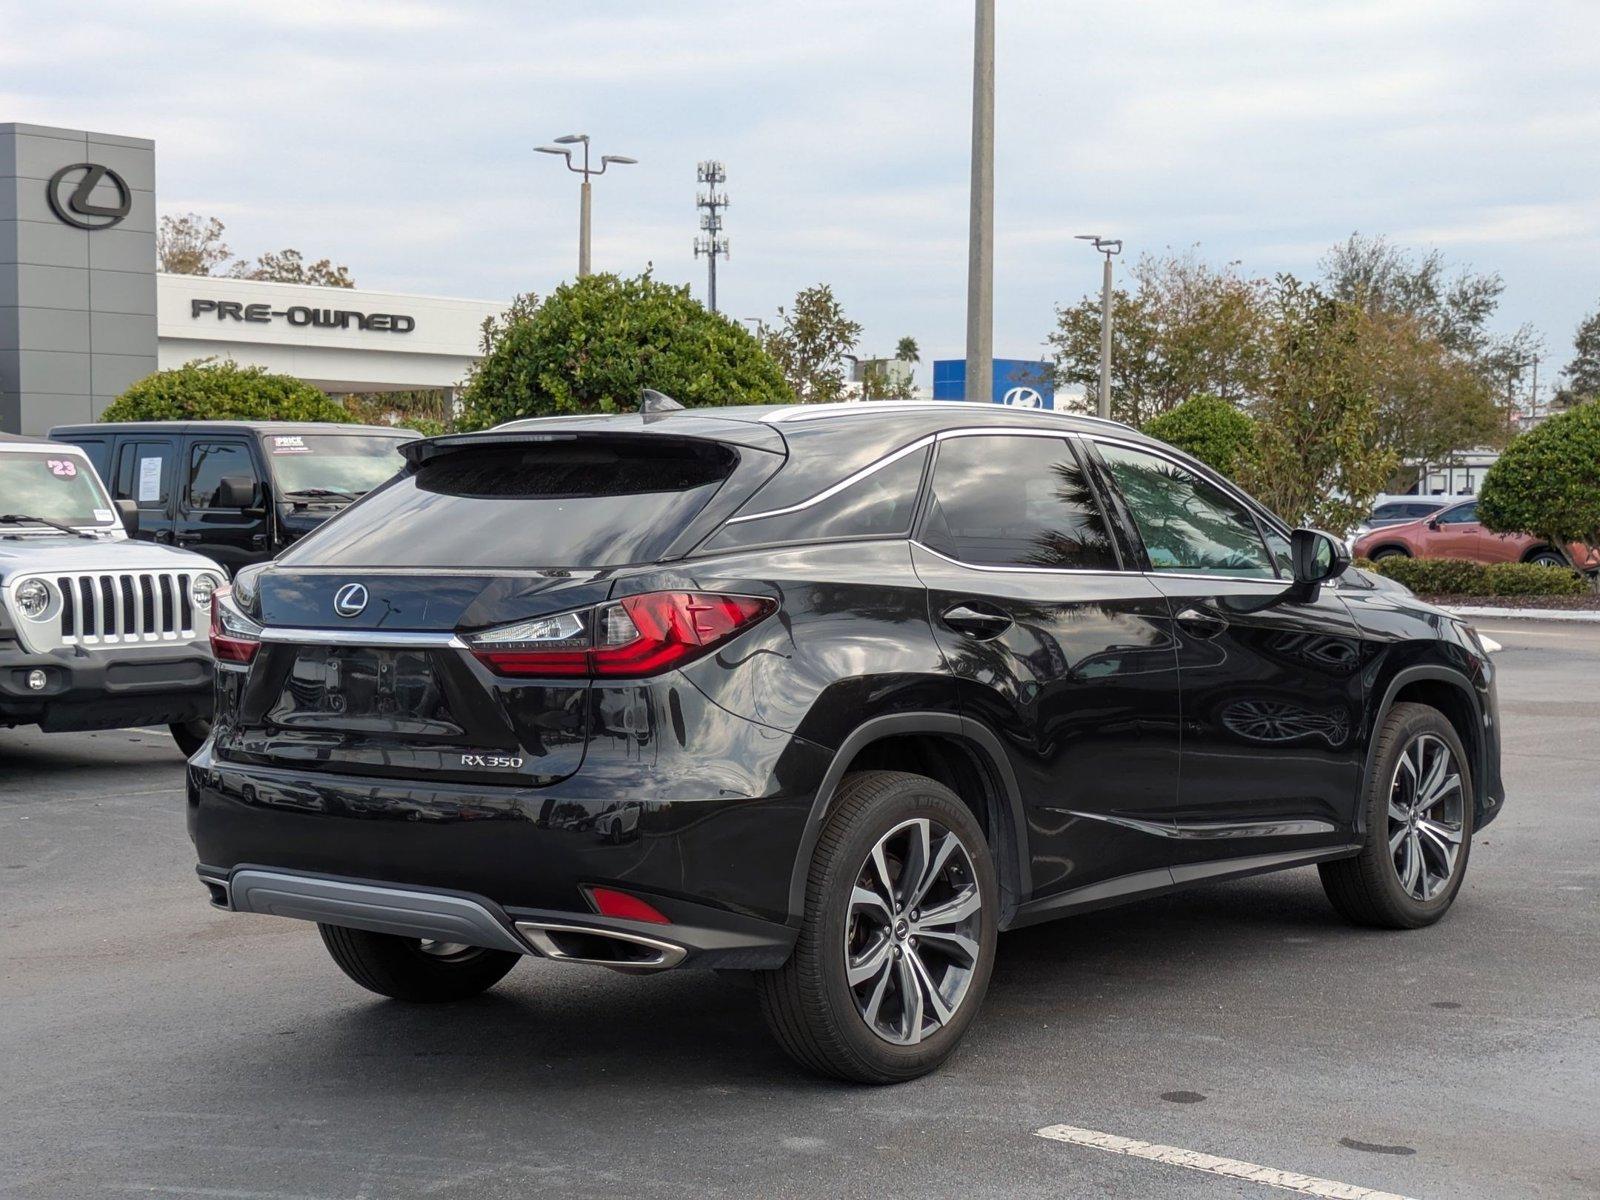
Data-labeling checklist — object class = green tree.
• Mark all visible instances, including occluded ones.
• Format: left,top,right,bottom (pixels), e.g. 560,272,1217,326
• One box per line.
101,361,351,423
1048,250,1268,425
1142,393,1258,479
341,389,455,435
456,272,791,428
861,358,916,401
1562,308,1600,401
761,284,862,403
1244,279,1396,533
1478,401,1600,589
895,336,920,363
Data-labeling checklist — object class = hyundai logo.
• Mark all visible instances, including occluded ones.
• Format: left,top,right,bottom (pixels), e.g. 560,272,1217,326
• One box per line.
333,583,369,618
46,163,132,231
1002,386,1045,409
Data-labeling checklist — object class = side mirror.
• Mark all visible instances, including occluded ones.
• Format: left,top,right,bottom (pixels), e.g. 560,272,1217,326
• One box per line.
1426,518,1441,531
114,498,140,537
1291,528,1350,587
217,476,258,509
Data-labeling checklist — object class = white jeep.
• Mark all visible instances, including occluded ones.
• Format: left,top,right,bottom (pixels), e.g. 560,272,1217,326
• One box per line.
0,433,223,756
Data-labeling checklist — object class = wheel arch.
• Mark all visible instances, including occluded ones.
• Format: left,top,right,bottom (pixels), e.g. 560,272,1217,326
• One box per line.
1519,543,1566,565
786,713,1031,929
1364,665,1488,830
1367,543,1413,560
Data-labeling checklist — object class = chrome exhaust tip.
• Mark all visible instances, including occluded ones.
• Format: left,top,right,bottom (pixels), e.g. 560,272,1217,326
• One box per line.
515,921,687,973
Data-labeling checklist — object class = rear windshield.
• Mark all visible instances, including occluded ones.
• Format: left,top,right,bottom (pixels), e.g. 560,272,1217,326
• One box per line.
282,436,737,568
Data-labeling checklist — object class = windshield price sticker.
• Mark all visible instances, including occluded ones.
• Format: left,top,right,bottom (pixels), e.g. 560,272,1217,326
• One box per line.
94,508,115,523
45,458,78,477
273,436,311,455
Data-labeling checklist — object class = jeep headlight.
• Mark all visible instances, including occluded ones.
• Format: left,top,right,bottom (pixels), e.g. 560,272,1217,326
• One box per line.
191,572,223,609
15,578,51,620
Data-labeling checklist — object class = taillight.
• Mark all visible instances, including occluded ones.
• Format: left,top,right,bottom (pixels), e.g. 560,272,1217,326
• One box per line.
209,585,262,665
468,591,775,679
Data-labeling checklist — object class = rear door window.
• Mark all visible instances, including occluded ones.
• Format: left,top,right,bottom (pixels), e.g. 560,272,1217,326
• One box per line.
918,435,1120,570
284,436,738,569
113,439,174,511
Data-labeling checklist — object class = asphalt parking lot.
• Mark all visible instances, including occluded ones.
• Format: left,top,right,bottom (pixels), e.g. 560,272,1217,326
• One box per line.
2,616,1597,1200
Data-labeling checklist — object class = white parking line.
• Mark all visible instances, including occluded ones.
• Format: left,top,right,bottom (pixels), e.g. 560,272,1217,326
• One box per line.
1034,1125,1418,1200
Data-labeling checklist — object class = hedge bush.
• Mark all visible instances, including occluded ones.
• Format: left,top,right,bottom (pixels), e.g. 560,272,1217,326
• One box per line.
102,361,351,424
1370,556,1587,597
1141,393,1259,479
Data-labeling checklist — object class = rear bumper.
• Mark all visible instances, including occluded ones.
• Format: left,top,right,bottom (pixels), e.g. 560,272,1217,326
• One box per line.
0,642,211,731
187,730,831,969
201,864,792,971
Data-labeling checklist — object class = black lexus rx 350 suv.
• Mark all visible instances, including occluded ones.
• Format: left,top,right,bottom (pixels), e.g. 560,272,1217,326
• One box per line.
190,401,1503,1082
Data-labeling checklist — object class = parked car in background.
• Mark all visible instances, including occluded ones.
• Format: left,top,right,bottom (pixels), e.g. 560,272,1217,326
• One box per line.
50,421,416,573
1349,495,1449,544
1351,497,1598,570
0,433,223,755
190,401,1503,1083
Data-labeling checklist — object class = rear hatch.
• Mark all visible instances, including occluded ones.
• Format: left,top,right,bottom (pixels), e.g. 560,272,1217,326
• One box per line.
216,426,783,786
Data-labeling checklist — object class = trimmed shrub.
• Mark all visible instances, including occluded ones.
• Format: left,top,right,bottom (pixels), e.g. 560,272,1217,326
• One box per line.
1478,401,1600,572
1141,393,1259,479
102,360,350,423
1371,556,1587,597
457,272,793,428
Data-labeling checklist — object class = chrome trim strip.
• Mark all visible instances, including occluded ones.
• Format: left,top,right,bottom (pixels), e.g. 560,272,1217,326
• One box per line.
726,436,935,524
514,921,688,971
912,540,1126,578
1052,809,1339,840
257,627,468,648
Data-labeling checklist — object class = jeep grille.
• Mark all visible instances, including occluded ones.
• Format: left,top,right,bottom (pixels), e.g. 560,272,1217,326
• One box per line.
55,571,197,645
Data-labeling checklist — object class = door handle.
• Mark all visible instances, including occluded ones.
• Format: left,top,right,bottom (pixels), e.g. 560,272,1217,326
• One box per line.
175,532,201,544
1174,606,1229,639
940,603,1013,640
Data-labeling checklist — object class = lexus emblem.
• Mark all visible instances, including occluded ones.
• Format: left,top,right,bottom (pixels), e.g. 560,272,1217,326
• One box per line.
333,583,369,618
46,163,132,230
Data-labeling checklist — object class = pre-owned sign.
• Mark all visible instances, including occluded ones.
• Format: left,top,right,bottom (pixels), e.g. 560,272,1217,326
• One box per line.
190,298,416,333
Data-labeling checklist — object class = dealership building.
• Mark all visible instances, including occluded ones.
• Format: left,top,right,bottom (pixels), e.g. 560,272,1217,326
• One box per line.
4,120,1074,435
1,122,507,435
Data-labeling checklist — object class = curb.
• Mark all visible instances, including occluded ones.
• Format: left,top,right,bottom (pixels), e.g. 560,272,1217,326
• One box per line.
1443,605,1600,623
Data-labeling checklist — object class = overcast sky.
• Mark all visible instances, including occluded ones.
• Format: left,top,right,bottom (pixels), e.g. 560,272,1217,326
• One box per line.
6,1,1598,394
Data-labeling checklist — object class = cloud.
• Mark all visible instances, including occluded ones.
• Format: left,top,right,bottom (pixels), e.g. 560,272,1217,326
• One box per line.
3,0,1598,366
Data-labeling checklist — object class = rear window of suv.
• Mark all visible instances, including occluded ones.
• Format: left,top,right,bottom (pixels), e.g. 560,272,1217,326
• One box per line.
281,437,737,569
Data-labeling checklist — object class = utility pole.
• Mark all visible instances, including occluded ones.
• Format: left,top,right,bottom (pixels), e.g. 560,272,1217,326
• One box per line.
964,0,995,403
535,134,637,277
1076,234,1122,419
694,161,730,312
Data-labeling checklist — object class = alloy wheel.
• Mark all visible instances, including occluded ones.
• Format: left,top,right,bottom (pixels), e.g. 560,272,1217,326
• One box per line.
844,817,983,1045
1387,733,1465,901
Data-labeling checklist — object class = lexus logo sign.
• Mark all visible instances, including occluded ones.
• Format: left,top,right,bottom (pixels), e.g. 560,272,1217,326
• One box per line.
46,163,132,230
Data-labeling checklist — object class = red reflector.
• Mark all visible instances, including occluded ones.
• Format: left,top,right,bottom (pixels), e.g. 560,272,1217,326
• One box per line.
209,588,259,664
588,886,671,925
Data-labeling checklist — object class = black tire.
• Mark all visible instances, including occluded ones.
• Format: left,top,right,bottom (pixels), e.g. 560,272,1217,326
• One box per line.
317,924,520,1002
169,719,210,758
1525,547,1567,568
1369,546,1410,562
756,770,998,1084
1320,702,1474,929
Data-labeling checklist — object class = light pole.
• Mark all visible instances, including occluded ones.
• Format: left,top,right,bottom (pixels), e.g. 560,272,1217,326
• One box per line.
536,134,637,277
965,0,995,403
1076,234,1122,419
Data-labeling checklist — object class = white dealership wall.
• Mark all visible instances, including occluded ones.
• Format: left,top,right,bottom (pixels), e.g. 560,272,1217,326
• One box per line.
157,274,506,394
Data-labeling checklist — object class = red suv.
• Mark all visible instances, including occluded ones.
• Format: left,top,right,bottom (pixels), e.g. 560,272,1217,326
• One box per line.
1352,498,1598,570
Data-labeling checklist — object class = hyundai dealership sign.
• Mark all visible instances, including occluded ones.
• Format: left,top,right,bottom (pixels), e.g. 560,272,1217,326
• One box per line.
931,359,1057,408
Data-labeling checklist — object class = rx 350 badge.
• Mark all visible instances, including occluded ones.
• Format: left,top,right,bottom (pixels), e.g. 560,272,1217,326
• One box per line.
460,754,525,769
